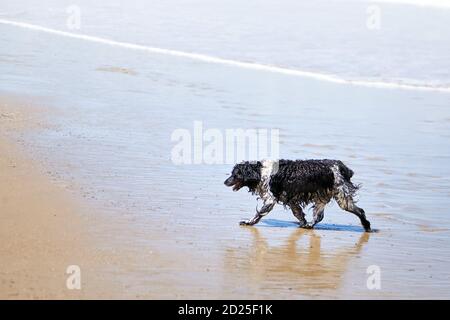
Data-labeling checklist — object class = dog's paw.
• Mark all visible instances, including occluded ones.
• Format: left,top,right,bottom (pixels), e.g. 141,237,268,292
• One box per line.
297,221,307,228
301,223,314,229
239,220,251,226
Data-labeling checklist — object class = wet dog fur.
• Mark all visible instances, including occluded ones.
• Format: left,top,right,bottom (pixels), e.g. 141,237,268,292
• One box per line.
224,159,371,232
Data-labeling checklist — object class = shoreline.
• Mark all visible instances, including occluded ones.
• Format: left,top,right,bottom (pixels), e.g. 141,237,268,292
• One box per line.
1,19,449,93
1,93,449,299
0,97,118,299
0,95,215,299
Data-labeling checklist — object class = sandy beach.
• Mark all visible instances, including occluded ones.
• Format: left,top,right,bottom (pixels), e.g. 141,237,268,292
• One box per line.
0,104,371,299
1,0,450,299
1,105,85,298
1,93,450,299
0,97,118,299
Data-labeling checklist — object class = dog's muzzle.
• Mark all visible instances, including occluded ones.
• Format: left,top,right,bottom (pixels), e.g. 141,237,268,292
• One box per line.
224,176,235,187
224,177,243,191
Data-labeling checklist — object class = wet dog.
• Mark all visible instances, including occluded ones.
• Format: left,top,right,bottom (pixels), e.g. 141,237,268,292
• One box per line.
224,159,371,232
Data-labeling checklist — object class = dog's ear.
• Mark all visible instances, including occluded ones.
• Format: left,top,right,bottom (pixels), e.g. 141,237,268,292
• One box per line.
241,162,261,184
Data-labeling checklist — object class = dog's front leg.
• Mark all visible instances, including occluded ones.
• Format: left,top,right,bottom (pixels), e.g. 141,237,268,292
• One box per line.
289,203,307,227
240,202,275,226
303,201,327,229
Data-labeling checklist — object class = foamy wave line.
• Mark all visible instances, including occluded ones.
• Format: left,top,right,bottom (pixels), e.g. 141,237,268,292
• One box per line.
1,19,449,93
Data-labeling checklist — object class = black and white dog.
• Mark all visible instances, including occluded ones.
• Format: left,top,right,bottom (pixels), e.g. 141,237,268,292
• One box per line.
224,159,371,232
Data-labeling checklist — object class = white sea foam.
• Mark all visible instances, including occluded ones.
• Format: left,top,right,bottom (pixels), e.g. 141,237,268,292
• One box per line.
1,18,449,93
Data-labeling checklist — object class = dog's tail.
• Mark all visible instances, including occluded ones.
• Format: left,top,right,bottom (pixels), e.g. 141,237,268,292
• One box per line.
338,162,354,181
337,161,361,196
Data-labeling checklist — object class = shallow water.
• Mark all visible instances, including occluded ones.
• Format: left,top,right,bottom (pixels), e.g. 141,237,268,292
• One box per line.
1,0,450,298
2,0,450,88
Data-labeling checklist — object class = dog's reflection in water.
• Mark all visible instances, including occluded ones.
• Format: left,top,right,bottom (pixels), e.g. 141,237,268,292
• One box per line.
224,227,370,297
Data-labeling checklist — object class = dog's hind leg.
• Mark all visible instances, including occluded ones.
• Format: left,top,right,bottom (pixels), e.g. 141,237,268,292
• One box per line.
304,201,327,229
240,202,275,226
334,193,371,232
289,203,307,227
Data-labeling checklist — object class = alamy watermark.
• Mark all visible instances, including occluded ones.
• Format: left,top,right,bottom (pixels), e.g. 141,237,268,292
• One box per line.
171,121,280,165
366,5,381,30
66,5,81,30
366,265,381,290
66,265,81,290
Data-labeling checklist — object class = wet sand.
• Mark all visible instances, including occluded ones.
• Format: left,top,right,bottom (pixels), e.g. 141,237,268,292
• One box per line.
0,120,373,300
0,137,94,298
2,94,450,299
0,98,118,298
0,96,364,299
2,0,450,300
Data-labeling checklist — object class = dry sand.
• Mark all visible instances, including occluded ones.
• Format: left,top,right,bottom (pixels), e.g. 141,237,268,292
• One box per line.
0,97,120,299
1,137,92,298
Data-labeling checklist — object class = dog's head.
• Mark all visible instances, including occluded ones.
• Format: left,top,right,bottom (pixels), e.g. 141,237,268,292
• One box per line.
224,161,262,192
